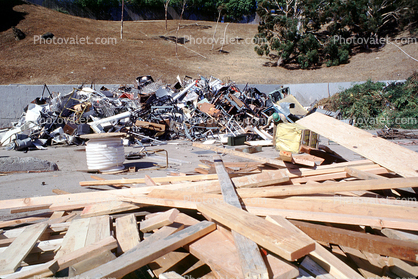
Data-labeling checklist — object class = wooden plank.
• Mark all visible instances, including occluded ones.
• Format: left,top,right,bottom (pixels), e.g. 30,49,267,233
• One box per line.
266,215,363,279
286,163,380,178
194,167,210,174
340,246,384,278
231,170,289,188
0,238,63,254
55,218,90,258
381,228,418,244
214,155,269,279
297,112,418,177
47,212,78,225
388,257,418,278
144,175,157,186
0,223,48,275
344,167,387,180
79,221,216,279
201,160,264,169
290,167,387,184
6,236,118,279
52,189,70,195
150,250,190,276
115,214,140,254
235,177,418,198
247,206,418,231
85,215,111,245
300,256,335,279
193,142,286,168
290,219,418,263
0,181,221,211
175,213,244,278
197,202,315,261
49,211,65,220
80,201,141,218
298,267,316,279
79,173,219,187
140,208,179,233
10,204,52,214
147,189,418,221
315,160,374,170
0,216,49,229
69,251,116,277
294,154,325,166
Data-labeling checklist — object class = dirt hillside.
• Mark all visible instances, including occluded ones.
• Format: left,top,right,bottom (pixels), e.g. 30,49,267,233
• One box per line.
1,3,417,85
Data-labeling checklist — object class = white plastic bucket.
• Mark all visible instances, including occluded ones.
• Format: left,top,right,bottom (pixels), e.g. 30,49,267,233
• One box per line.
85,137,125,172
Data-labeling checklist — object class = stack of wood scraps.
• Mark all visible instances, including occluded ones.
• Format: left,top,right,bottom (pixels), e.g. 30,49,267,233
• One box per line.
1,112,418,278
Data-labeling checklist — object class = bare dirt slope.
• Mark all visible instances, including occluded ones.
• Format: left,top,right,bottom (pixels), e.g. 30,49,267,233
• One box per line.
1,3,417,85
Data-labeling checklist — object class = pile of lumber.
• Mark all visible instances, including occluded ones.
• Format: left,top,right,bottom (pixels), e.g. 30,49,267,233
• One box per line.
1,112,418,279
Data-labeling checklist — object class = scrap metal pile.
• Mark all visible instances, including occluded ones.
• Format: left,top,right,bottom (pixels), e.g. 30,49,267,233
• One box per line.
0,75,309,151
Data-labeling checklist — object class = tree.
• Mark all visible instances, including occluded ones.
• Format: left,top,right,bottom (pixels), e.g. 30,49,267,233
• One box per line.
254,0,417,69
74,0,119,19
164,0,171,30
221,0,257,22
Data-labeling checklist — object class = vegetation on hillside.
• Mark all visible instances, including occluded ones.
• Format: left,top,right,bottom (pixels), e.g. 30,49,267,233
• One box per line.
254,0,418,69
319,73,418,129
72,0,256,21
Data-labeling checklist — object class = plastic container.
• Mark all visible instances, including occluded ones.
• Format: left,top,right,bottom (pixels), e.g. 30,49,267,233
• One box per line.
85,137,125,172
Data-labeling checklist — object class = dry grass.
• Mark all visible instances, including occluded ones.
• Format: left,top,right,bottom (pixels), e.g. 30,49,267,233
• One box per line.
1,3,417,85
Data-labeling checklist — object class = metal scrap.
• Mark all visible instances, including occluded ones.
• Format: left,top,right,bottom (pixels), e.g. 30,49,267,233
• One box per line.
0,76,310,151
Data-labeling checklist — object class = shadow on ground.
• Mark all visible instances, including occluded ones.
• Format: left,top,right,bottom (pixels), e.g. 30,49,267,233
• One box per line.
0,0,27,32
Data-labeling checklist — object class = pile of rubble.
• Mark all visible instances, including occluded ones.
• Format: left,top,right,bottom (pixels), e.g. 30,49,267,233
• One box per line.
0,75,310,151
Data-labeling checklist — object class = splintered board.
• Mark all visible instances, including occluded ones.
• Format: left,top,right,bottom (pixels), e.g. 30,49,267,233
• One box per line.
297,112,418,177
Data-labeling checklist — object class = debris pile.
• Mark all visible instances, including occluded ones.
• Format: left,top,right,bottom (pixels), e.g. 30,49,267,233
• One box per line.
0,75,309,151
1,113,418,279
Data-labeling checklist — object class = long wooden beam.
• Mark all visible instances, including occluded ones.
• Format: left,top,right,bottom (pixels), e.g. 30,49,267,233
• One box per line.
147,189,418,221
79,174,219,187
290,220,418,263
297,112,418,177
213,156,269,279
197,202,315,261
235,177,418,198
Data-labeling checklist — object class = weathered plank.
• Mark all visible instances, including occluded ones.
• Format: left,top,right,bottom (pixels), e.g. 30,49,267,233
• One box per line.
115,214,140,254
0,223,48,275
300,256,335,279
140,208,179,233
